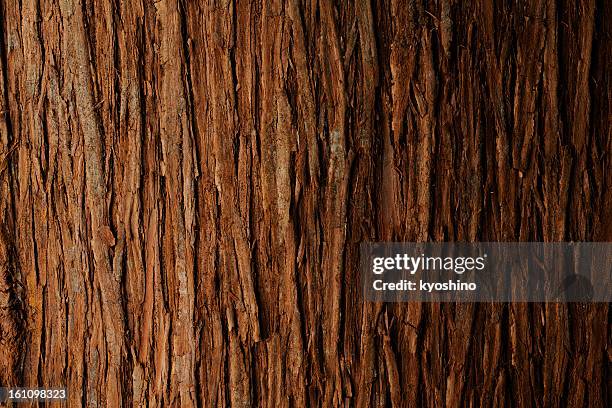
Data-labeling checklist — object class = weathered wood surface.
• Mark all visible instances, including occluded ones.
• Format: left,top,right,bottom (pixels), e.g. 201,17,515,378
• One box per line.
0,0,609,406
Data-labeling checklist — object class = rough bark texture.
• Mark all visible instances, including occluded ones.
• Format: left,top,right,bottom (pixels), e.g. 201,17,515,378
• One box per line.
0,0,610,407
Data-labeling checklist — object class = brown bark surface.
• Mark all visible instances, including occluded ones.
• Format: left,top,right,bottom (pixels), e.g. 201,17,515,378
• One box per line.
0,0,610,406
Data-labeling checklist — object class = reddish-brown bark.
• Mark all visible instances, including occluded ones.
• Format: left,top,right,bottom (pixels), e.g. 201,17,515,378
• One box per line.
0,0,609,406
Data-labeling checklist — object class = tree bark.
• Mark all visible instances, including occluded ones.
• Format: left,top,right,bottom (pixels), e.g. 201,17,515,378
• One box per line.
0,0,609,406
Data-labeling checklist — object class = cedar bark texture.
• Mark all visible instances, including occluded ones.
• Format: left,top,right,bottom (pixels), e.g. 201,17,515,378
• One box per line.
0,0,610,407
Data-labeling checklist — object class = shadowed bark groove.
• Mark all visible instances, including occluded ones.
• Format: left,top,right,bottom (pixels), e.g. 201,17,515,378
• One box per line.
0,0,609,407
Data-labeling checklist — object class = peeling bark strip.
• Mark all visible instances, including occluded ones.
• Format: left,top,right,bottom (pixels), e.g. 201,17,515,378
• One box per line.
0,0,609,407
